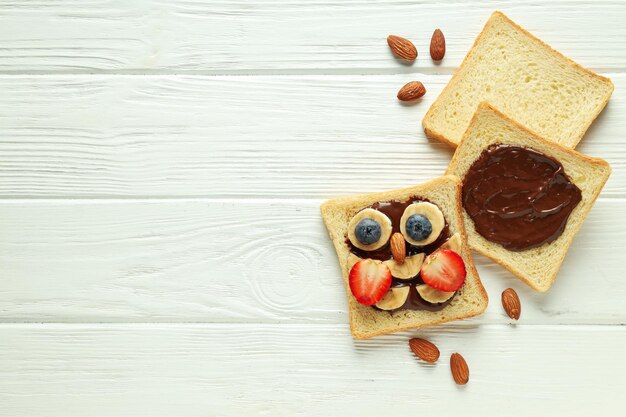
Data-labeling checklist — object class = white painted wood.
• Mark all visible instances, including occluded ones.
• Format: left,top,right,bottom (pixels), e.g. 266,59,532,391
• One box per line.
0,73,623,198
1,1,625,415
0,198,623,324
0,0,623,72
0,323,624,416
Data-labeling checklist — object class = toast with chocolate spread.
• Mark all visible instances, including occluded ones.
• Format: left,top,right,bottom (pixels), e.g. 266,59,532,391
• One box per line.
321,176,488,339
446,103,611,292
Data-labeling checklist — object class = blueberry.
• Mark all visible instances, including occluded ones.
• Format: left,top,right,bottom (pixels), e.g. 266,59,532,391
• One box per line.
405,214,432,242
354,218,382,245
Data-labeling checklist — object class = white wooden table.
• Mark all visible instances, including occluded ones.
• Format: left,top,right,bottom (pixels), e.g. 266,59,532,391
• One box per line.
0,1,625,415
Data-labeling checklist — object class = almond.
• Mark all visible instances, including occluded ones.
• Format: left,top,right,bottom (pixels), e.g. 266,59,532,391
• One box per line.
390,232,406,264
450,353,469,385
387,35,417,61
430,29,446,61
397,81,426,101
502,288,521,320
409,338,440,363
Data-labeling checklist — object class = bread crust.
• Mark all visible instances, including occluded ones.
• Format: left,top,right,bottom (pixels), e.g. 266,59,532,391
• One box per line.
422,11,614,148
320,176,488,339
447,103,611,292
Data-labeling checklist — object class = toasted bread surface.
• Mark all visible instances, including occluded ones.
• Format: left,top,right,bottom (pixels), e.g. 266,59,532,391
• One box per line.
423,11,613,149
446,103,611,291
320,176,488,339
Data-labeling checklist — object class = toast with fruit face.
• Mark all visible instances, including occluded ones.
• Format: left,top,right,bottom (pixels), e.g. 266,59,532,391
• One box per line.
321,176,488,339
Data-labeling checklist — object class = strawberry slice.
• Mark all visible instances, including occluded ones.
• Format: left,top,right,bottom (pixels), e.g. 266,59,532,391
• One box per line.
349,259,392,305
420,249,466,292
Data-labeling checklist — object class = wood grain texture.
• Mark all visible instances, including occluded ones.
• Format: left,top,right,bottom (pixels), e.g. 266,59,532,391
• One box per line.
0,323,624,416
0,0,624,72
0,199,623,324
1,1,625,415
0,73,622,198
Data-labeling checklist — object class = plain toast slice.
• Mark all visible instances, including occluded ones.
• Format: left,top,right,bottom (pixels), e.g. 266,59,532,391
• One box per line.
423,11,613,149
446,103,611,292
320,176,488,339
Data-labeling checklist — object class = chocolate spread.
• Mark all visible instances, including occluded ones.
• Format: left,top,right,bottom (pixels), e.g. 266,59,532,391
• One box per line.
462,144,582,251
347,197,454,312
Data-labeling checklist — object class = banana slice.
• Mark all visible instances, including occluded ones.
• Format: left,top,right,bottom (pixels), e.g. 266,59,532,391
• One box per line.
384,253,425,280
440,233,462,253
346,253,361,273
400,202,445,246
347,208,392,251
375,286,410,310
416,284,455,303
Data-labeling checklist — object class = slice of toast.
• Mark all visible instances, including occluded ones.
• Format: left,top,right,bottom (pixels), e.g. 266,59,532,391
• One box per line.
446,103,611,292
423,11,613,149
320,176,488,339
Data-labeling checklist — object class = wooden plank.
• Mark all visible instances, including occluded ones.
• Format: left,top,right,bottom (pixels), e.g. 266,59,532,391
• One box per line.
0,323,624,416
0,73,623,198
0,1,624,72
0,198,623,324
